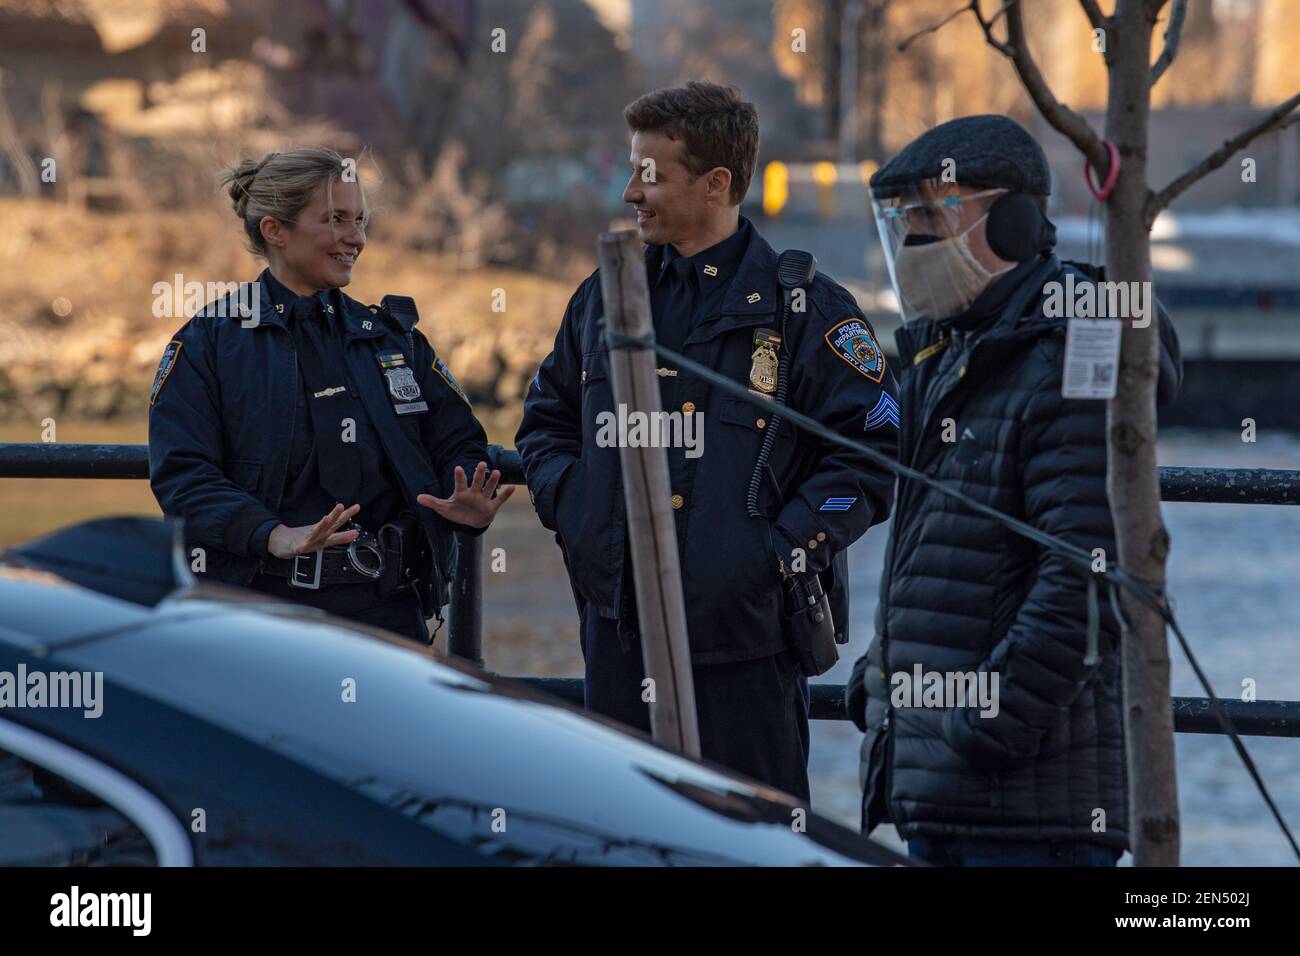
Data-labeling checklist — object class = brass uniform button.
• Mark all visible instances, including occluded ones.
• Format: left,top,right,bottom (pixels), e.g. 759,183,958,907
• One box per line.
581,369,588,382
671,494,684,510
807,539,818,549
682,401,696,415
816,531,827,542
756,417,766,429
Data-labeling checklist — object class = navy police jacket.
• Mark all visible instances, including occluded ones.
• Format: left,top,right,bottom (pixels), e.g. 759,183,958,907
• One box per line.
148,278,488,598
516,225,899,665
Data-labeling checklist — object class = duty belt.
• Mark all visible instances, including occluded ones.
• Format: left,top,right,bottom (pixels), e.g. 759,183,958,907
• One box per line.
259,518,423,592
262,542,389,589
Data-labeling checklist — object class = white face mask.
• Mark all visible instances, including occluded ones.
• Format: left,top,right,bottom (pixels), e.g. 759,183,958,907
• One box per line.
892,214,997,321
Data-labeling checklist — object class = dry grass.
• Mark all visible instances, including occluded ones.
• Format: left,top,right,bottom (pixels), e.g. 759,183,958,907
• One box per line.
1,198,586,420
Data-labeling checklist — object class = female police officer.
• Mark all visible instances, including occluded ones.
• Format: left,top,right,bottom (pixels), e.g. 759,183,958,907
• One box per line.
148,147,511,643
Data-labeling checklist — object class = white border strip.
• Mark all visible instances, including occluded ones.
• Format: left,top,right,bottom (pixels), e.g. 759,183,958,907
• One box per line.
0,718,193,867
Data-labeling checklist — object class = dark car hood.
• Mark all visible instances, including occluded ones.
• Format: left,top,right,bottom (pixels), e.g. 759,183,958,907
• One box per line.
0,563,905,866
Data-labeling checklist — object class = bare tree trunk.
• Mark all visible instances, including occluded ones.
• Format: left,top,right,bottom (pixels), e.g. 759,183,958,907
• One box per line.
1105,0,1179,866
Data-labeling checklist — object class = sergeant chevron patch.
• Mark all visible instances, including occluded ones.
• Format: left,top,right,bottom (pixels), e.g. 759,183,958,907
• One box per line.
864,391,900,431
826,318,886,383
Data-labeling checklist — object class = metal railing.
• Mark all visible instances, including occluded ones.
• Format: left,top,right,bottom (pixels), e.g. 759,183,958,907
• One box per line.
3,441,1299,737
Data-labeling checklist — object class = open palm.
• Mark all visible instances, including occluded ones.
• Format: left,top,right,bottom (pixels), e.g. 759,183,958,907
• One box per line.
417,462,514,529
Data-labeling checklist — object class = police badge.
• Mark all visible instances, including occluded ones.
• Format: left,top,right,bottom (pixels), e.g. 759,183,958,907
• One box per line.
749,328,782,395
377,352,428,414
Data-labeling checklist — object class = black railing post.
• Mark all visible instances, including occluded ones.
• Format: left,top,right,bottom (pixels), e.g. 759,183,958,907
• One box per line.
447,532,484,666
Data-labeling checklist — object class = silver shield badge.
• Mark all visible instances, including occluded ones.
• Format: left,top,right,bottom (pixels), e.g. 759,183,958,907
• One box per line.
384,366,422,402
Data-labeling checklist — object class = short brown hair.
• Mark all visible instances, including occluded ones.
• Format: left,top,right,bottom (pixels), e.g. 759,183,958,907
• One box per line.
624,81,759,205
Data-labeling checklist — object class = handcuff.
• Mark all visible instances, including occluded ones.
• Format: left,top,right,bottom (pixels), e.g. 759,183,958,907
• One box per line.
343,522,386,580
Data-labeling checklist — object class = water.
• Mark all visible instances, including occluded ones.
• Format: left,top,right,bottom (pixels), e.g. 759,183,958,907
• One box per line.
480,431,1300,866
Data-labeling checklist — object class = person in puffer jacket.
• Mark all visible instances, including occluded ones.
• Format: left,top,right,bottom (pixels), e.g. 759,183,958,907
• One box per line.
846,115,1182,867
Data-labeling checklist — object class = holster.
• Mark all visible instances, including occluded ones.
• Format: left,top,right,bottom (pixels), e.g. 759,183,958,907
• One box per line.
782,570,839,677
377,511,427,599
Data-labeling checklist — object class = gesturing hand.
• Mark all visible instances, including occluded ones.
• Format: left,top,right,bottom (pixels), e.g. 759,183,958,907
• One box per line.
417,462,514,529
267,503,361,559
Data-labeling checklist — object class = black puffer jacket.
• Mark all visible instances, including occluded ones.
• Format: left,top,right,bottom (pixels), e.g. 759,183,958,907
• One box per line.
847,254,1181,849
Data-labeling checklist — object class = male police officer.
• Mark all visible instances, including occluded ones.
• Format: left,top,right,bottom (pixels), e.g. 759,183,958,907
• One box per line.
516,81,898,800
845,115,1182,865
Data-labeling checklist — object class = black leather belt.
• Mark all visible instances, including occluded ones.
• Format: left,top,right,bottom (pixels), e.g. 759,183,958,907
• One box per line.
261,541,390,589
258,515,426,593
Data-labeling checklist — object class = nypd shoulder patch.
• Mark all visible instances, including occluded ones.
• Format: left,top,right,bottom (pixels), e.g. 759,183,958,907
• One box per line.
432,354,471,407
825,317,886,383
149,340,183,406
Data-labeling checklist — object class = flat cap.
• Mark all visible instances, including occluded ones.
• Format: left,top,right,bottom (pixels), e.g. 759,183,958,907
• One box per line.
870,114,1052,196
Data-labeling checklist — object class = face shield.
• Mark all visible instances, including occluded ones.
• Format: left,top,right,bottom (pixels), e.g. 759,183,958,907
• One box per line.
871,180,1012,323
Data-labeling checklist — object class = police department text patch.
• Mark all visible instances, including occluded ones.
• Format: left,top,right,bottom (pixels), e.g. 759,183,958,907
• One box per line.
825,318,886,383
149,340,182,406
433,355,471,406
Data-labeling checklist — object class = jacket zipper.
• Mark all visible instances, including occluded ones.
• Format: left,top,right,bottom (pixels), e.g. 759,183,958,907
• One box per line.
880,328,982,829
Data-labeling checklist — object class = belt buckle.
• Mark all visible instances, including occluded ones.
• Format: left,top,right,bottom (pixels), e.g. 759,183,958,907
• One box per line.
290,551,323,590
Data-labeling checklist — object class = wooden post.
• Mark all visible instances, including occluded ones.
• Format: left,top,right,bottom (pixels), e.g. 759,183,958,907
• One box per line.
596,230,701,759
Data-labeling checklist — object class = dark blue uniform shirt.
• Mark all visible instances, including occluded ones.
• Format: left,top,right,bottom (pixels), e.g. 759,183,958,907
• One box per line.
649,218,751,353
249,269,408,557
648,217,751,414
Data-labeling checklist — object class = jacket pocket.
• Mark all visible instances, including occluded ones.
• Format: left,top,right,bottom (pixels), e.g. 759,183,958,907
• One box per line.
228,459,263,495
580,350,612,436
1038,706,1073,762
716,396,796,445
552,457,618,609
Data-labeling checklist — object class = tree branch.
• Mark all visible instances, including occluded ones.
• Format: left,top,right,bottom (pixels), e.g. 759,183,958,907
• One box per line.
1149,0,1187,86
1148,91,1300,221
897,0,1014,55
897,2,972,52
893,0,1111,180
1003,1,1111,176
1078,0,1106,31
971,0,1016,56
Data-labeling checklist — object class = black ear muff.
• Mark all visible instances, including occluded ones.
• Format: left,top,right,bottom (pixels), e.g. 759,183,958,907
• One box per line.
985,192,1056,262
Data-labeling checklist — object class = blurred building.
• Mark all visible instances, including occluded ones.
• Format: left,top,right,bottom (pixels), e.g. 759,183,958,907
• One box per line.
0,0,475,203
629,0,1300,209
